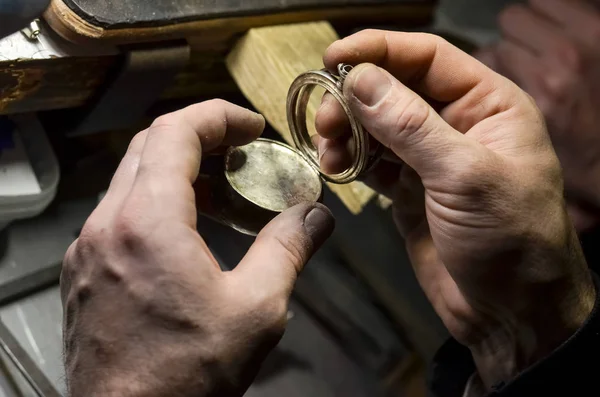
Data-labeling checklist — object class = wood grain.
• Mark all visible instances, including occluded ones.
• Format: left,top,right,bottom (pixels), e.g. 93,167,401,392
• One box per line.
45,0,434,44
226,22,376,214
2,3,435,115
0,50,239,115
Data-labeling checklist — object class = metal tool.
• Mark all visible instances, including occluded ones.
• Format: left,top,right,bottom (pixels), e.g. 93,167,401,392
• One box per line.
199,138,323,236
21,19,42,41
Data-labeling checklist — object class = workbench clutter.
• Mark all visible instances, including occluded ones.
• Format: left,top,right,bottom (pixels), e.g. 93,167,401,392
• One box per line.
0,116,58,231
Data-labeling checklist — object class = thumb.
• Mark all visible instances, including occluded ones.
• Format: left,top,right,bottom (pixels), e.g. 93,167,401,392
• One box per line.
233,203,335,299
343,63,473,179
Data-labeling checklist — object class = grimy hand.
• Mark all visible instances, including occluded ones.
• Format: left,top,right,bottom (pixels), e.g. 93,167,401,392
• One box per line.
478,0,600,232
316,30,595,389
61,100,334,397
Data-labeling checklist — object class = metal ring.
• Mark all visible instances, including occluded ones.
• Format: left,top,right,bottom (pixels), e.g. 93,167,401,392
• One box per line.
287,64,382,184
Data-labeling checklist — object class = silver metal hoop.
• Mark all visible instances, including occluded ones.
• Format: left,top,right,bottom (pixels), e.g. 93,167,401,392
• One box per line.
286,64,382,184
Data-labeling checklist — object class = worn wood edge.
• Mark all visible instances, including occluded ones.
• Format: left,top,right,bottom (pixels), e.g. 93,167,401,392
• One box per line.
0,50,240,115
226,22,376,214
45,0,434,45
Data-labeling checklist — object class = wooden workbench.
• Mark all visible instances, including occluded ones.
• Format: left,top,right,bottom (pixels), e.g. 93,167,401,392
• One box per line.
0,0,435,115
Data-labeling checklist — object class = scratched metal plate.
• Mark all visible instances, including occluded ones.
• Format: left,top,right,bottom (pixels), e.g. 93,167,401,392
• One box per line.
225,139,322,213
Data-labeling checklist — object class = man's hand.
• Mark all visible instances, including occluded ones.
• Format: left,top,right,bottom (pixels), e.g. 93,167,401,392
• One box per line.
478,0,600,232
316,30,595,389
61,100,335,397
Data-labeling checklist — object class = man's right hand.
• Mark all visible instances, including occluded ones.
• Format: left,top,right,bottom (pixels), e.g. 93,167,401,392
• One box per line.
316,30,596,390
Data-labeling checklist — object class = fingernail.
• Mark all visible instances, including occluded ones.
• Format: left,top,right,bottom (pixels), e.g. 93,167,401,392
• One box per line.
304,204,335,250
349,65,391,107
318,137,328,162
319,93,330,108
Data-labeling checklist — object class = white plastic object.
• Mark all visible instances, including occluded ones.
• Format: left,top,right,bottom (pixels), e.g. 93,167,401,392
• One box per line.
0,115,59,230
0,0,50,39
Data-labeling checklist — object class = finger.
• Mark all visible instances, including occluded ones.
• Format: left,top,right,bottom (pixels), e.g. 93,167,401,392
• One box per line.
312,134,354,175
496,40,570,117
496,41,550,106
530,0,600,50
315,93,351,140
567,203,600,234
234,203,335,300
360,159,403,199
473,46,500,71
404,224,459,323
391,168,457,312
86,130,148,227
499,5,577,69
324,30,507,104
325,31,531,136
342,63,478,179
125,100,265,227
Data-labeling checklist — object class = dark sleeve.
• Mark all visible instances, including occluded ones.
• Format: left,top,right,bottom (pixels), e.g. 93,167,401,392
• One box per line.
427,272,600,397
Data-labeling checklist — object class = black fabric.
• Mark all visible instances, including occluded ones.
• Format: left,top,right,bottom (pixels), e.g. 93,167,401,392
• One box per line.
581,228,600,274
429,272,600,397
60,0,430,29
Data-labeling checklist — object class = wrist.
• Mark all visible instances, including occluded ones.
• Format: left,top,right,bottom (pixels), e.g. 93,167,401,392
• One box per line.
66,347,214,397
469,268,596,390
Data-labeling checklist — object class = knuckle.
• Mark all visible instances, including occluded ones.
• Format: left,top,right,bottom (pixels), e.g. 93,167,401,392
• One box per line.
524,91,545,111
386,96,431,150
271,233,308,271
556,42,582,72
362,28,382,39
204,98,229,108
61,241,79,282
253,299,288,339
543,74,574,104
76,221,105,257
417,33,450,55
416,32,446,45
112,209,149,252
149,113,179,132
127,130,148,152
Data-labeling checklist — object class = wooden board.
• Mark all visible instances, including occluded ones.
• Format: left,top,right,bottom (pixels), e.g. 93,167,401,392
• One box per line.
226,22,375,214
45,0,435,44
59,0,432,28
1,3,435,115
0,51,238,115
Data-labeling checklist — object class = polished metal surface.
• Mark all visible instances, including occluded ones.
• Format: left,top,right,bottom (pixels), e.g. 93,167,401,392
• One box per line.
204,138,323,236
20,19,41,41
225,139,322,212
287,64,383,184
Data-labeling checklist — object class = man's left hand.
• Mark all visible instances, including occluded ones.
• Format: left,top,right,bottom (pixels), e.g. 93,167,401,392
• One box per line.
61,100,335,397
